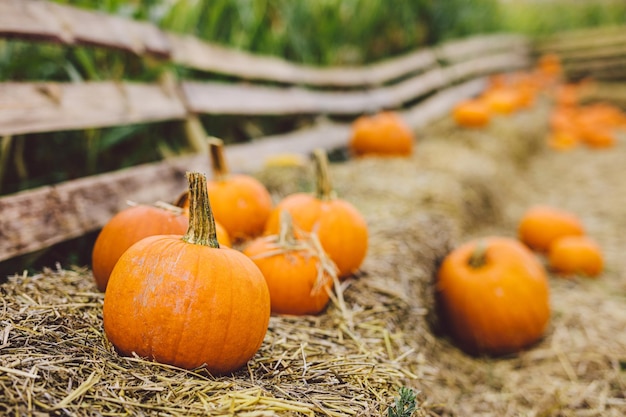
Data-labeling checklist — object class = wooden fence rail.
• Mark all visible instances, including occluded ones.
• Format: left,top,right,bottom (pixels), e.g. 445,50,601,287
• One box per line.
0,0,534,264
534,25,626,81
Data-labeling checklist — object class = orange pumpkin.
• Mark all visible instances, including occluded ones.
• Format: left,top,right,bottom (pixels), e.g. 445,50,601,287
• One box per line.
537,53,562,77
264,149,368,278
547,129,580,151
180,138,272,241
518,205,585,252
103,172,270,375
554,84,580,108
548,235,603,278
244,211,336,315
452,99,491,128
349,111,414,157
481,88,519,115
436,237,550,355
91,203,189,292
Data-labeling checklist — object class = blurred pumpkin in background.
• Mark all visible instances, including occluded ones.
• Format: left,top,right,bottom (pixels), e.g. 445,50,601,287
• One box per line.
436,237,550,356
452,98,491,128
518,205,585,252
548,235,604,278
349,111,414,156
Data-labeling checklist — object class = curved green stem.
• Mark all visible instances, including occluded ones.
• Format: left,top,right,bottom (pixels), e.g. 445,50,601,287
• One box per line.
182,171,220,248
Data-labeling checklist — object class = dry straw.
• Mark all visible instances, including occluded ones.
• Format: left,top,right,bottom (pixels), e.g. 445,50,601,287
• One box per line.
2,99,626,416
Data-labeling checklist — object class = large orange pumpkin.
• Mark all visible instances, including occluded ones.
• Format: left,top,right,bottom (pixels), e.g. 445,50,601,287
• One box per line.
436,237,550,356
91,203,189,292
264,149,368,278
518,205,585,252
349,111,414,157
243,211,336,315
548,235,603,278
103,172,271,375
180,138,272,241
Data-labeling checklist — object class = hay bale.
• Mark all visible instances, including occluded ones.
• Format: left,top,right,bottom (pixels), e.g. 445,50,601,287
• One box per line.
4,92,624,416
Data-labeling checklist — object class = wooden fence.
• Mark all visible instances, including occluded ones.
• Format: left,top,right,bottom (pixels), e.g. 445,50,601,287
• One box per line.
0,0,536,264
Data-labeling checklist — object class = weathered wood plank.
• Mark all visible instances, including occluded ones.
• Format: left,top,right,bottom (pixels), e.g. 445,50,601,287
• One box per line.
558,44,626,62
0,78,488,263
0,82,188,136
435,33,528,63
0,0,170,55
168,33,439,87
535,26,626,54
0,0,66,42
0,162,192,262
0,50,528,135
183,51,528,116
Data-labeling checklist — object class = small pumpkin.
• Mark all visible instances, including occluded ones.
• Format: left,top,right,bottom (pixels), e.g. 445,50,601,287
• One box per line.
91,202,189,292
518,205,585,252
264,149,368,278
243,210,336,315
452,99,491,128
548,235,603,278
547,129,580,151
436,237,550,356
349,111,414,157
481,88,519,115
537,53,562,77
180,138,273,241
103,172,271,375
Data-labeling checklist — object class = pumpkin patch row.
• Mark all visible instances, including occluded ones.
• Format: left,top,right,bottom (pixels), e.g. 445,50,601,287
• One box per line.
548,82,626,150
91,52,613,373
435,204,604,357
451,54,563,129
92,139,371,374
518,205,603,278
435,55,611,356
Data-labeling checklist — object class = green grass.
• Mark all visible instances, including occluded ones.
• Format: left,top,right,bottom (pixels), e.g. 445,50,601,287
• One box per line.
500,0,626,37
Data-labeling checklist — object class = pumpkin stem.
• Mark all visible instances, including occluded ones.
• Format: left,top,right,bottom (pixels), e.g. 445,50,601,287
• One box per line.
468,239,489,269
182,171,220,248
312,148,335,201
208,137,229,181
277,210,298,246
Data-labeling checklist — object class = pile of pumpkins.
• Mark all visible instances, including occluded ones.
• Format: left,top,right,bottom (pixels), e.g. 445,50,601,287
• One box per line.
93,139,370,375
92,53,611,374
452,53,626,151
437,205,603,357
451,55,556,129
438,53,608,356
548,81,626,150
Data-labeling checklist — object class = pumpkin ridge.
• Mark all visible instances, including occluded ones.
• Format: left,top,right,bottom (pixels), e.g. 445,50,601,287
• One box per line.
170,248,204,368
